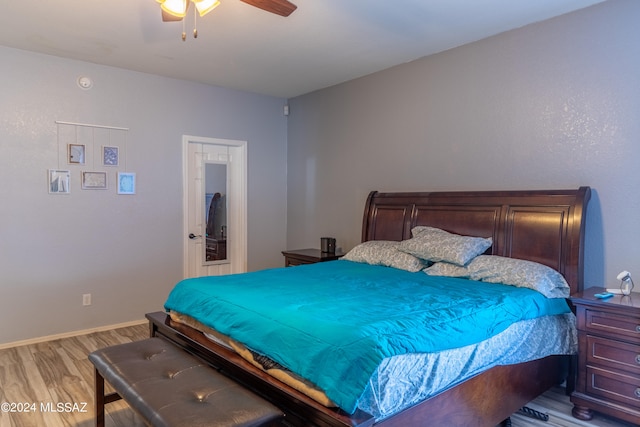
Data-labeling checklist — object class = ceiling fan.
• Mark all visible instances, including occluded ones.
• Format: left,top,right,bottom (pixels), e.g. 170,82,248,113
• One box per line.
157,0,297,22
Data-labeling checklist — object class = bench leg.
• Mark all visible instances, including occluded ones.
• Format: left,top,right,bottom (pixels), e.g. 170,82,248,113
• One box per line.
95,368,106,427
95,368,122,427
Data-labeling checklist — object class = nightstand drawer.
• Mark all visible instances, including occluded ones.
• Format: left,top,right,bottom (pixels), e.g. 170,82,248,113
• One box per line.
587,335,640,375
585,309,640,342
586,365,640,410
571,289,640,422
286,258,313,267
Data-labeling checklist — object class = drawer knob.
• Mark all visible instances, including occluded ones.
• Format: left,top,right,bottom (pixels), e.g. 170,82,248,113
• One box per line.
636,355,640,364
636,388,640,398
637,325,640,333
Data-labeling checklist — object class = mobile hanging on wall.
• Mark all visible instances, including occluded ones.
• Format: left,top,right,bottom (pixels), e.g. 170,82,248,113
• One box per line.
50,121,135,195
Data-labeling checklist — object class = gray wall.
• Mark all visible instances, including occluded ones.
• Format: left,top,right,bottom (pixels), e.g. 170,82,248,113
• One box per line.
0,47,288,344
287,0,640,290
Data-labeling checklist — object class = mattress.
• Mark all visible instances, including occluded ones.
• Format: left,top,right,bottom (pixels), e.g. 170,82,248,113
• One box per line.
170,311,339,407
164,260,576,417
169,311,576,421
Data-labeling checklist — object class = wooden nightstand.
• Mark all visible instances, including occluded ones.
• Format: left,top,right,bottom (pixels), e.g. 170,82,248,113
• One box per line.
570,288,640,425
281,248,344,267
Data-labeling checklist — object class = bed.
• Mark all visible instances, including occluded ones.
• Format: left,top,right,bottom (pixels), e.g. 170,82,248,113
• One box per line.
147,186,591,427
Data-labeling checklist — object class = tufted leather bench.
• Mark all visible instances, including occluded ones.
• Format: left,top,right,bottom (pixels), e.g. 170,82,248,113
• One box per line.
89,337,284,427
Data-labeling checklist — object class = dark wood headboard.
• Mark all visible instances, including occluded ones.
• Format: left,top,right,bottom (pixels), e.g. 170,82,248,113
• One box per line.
361,187,591,295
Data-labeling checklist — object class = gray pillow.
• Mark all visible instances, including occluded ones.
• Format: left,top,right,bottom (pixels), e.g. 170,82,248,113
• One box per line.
423,262,470,278
468,255,570,298
342,240,426,272
399,226,492,266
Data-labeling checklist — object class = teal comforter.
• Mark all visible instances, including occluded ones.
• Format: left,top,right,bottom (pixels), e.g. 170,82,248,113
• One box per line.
164,260,570,413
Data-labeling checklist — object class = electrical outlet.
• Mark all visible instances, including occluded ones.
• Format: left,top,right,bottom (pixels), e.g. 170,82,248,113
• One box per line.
82,293,92,306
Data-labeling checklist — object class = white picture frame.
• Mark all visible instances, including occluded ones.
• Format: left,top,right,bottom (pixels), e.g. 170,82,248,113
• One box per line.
102,146,119,166
48,169,70,194
117,172,136,195
68,144,85,164
82,171,107,190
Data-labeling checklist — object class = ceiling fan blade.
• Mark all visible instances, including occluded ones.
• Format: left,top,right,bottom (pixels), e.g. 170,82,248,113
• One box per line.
239,0,297,17
162,9,184,22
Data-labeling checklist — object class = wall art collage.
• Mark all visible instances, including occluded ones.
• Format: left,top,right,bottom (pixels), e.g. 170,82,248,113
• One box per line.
49,121,135,195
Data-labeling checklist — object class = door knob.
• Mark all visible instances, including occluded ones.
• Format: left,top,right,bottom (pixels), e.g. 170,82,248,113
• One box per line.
188,233,202,240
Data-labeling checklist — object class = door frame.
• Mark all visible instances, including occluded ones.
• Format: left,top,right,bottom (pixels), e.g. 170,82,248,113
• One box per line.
182,135,247,278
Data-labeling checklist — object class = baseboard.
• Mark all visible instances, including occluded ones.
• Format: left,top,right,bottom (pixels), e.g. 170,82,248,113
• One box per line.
0,318,147,350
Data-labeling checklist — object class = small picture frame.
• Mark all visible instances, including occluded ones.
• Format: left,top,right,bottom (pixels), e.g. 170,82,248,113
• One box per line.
68,144,85,164
48,169,70,194
82,171,107,190
102,146,119,166
117,172,136,195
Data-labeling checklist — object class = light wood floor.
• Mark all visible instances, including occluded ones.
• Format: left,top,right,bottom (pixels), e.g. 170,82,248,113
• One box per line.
0,323,148,427
0,323,636,427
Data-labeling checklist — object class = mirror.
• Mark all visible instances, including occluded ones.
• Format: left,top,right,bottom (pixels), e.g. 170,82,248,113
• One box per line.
204,163,227,263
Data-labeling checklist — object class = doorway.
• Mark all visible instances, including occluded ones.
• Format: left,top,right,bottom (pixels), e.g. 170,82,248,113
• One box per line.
182,135,247,278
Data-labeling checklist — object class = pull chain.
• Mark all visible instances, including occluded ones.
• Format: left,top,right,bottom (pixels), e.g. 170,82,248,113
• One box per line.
193,4,198,38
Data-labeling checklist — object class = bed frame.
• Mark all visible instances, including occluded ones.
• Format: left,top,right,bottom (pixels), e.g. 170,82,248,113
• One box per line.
147,186,591,427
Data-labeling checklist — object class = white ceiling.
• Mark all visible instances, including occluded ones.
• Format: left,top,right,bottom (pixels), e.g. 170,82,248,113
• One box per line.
0,0,605,98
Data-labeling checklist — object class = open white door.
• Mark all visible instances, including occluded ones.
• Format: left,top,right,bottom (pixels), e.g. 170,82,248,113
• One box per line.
183,136,247,278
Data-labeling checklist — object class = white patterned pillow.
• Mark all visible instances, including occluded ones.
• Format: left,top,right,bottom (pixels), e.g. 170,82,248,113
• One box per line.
398,226,492,266
467,255,570,298
342,240,426,272
423,262,470,278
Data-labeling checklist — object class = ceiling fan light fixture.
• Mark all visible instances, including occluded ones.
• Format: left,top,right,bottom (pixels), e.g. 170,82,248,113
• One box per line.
193,0,220,17
160,0,188,18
